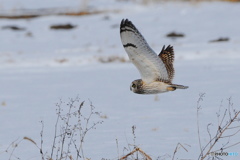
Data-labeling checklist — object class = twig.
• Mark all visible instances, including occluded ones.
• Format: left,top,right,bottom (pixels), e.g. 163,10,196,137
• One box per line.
50,100,62,159
213,141,240,152
77,99,103,159
8,138,23,160
40,121,44,160
48,97,103,160
200,111,240,160
207,123,213,147
132,125,136,147
197,93,205,158
59,98,75,159
220,128,240,138
120,147,152,160
172,143,189,160
116,139,120,160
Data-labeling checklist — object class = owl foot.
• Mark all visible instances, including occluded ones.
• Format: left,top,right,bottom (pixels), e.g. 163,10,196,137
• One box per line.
167,87,177,91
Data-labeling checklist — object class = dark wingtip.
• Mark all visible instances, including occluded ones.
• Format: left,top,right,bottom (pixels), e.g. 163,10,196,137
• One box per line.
120,19,125,26
159,45,174,57
120,19,134,27
160,45,166,54
165,45,174,53
120,19,125,33
120,18,134,33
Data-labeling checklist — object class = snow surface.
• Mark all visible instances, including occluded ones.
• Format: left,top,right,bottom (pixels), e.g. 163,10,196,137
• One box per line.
0,1,240,160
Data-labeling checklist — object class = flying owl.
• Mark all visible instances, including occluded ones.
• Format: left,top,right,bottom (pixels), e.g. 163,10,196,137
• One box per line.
120,19,188,94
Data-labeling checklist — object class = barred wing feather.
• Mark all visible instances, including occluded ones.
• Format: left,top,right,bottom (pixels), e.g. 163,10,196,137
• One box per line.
120,19,169,83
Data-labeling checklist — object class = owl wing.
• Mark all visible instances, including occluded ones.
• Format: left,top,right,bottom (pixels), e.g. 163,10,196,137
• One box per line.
120,19,169,83
159,45,175,83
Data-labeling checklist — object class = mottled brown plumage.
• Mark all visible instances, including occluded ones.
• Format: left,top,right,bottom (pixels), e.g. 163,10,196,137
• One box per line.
159,45,175,83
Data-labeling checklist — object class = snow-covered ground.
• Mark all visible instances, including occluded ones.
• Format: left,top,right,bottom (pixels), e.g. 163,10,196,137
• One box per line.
0,1,240,159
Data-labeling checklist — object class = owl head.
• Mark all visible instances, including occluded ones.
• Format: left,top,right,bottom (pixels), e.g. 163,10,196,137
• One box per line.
130,79,144,94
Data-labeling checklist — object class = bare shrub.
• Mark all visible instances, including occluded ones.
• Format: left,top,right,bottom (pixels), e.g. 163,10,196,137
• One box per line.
49,96,104,160
3,94,240,160
196,94,240,160
4,96,104,160
121,94,240,160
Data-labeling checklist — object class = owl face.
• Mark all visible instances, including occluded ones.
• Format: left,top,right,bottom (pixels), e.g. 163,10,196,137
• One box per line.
130,79,144,94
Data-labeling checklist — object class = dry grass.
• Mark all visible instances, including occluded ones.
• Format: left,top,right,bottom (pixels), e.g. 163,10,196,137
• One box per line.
2,95,240,160
209,37,229,43
0,0,238,19
3,97,104,160
142,0,240,2
50,24,76,30
1,101,6,106
120,147,152,160
0,9,119,19
97,55,129,63
55,58,69,64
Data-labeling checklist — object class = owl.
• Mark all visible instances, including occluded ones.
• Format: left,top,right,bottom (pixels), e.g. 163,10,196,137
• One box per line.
120,19,188,94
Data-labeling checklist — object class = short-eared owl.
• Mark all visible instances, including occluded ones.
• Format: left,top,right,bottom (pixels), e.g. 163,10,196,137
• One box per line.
120,19,188,94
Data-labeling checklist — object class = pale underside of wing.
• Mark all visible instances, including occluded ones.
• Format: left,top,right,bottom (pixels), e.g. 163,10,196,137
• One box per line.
120,19,169,84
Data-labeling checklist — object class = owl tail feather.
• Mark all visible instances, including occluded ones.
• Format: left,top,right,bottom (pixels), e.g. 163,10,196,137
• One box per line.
167,84,189,91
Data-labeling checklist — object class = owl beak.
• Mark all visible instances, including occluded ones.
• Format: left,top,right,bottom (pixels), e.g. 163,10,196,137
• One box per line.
130,85,132,91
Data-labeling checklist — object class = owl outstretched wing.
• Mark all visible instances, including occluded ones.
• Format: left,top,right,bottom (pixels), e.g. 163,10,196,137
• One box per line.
120,19,169,83
159,45,175,83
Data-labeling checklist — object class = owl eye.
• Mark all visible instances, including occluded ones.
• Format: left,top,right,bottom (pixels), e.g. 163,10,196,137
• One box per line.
132,83,136,88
